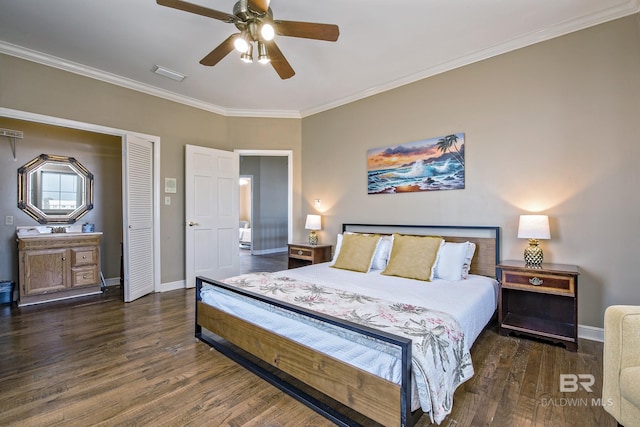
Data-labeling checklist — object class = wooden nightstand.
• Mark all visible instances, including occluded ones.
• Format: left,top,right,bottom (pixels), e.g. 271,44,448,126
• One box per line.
288,243,332,269
497,260,579,351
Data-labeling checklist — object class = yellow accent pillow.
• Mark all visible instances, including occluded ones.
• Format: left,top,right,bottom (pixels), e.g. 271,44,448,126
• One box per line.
331,233,381,273
382,234,443,281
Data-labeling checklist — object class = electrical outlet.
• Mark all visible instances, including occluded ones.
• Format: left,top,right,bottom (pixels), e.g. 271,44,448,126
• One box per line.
5,216,13,225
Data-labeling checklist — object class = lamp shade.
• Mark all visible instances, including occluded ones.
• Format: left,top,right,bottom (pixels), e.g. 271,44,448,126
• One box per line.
517,215,550,239
305,214,321,231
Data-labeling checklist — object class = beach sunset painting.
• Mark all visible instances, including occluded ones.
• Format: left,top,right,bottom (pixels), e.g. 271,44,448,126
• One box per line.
367,133,465,194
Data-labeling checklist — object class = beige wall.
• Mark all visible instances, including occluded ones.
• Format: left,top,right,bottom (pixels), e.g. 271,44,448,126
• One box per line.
0,54,302,285
301,15,640,328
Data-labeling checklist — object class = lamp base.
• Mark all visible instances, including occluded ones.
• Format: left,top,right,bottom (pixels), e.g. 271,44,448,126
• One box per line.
524,239,544,267
308,231,318,246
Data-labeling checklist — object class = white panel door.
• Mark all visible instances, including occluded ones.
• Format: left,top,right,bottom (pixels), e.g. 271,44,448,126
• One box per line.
185,145,239,287
123,134,155,302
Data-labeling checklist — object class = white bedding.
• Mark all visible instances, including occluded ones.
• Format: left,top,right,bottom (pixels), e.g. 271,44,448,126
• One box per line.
277,263,499,351
200,262,498,423
239,227,251,244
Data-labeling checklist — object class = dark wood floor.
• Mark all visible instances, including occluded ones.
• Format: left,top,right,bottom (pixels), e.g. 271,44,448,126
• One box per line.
0,254,617,426
239,248,289,274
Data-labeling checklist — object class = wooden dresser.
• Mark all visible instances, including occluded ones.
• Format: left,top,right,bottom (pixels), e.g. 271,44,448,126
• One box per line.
18,232,103,306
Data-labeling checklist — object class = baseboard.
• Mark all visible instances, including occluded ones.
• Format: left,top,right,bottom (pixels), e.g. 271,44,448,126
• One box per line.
578,324,604,342
18,290,103,306
104,277,121,287
106,278,185,293
159,280,186,293
251,247,288,255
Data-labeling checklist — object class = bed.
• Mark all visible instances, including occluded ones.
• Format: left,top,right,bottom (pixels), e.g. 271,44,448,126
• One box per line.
239,220,251,247
196,224,500,426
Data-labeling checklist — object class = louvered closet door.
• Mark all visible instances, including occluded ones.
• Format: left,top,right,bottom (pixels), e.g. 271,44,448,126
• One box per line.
123,134,155,302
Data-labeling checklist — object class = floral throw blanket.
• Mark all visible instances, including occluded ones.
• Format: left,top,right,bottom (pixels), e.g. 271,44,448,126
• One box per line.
220,272,474,424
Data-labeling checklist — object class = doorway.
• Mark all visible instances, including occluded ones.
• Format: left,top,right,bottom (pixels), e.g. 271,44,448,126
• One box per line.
235,150,293,273
0,107,161,302
239,175,253,252
236,150,292,255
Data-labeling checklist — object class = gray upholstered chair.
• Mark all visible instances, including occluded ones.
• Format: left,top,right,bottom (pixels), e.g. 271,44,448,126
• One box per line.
603,305,640,427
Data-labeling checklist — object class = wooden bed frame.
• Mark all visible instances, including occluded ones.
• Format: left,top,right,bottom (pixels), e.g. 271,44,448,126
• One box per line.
195,224,500,427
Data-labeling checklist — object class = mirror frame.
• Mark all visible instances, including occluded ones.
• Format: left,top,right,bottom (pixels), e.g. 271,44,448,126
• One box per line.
17,154,94,224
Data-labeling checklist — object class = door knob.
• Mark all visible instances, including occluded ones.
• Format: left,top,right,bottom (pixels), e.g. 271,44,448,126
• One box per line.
188,221,199,226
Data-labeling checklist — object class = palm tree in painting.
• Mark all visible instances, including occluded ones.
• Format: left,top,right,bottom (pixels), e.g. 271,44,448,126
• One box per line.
436,134,465,167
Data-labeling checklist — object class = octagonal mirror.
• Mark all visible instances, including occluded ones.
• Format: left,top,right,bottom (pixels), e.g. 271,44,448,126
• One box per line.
18,154,94,224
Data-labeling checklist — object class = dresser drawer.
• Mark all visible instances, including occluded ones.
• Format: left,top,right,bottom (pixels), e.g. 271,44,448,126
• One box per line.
502,270,575,295
71,247,98,267
289,246,313,260
72,266,99,287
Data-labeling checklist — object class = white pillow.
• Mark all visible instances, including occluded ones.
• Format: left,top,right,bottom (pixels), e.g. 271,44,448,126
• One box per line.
461,242,476,279
435,241,472,281
370,235,393,270
330,233,344,265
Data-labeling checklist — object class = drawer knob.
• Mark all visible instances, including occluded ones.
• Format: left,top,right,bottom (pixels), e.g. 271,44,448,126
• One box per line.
83,275,87,279
529,277,543,286
298,250,303,255
82,255,87,259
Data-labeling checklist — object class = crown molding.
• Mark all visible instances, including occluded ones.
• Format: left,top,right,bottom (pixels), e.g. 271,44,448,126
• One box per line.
2,0,638,120
0,41,301,119
300,0,640,117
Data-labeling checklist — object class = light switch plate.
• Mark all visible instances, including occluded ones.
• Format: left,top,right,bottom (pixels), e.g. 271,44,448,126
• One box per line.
164,196,171,205
5,216,13,225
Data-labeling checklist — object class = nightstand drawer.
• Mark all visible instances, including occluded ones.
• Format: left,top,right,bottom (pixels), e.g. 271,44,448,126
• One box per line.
502,270,575,295
289,246,313,260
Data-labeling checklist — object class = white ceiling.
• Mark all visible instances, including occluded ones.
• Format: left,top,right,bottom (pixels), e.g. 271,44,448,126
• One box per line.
1,0,638,118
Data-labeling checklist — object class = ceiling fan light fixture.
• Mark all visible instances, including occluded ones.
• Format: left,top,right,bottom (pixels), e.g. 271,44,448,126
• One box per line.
260,22,275,41
257,41,270,64
157,0,338,80
240,43,254,63
233,33,250,53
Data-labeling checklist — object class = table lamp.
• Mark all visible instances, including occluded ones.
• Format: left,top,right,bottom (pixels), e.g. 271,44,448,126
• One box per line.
305,214,321,245
517,215,550,267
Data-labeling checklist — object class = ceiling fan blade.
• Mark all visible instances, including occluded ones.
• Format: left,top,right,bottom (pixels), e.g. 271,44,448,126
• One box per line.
199,34,237,66
275,20,339,42
156,0,235,23
248,0,270,14
265,41,295,80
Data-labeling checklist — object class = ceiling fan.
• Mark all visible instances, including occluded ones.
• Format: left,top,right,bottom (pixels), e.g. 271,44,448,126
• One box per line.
156,0,340,79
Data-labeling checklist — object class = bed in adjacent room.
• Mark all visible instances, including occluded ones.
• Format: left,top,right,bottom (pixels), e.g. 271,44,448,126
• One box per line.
239,220,251,247
196,224,500,426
